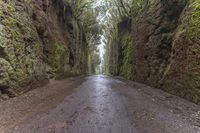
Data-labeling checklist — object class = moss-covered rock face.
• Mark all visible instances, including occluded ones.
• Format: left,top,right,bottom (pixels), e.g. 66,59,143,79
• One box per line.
188,0,200,40
163,0,200,103
105,17,135,80
134,0,200,103
107,0,200,104
0,0,47,96
117,18,135,80
0,0,88,97
160,0,200,103
119,34,135,80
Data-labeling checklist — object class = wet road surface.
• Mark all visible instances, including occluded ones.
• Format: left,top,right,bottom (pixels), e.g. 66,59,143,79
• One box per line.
0,75,200,133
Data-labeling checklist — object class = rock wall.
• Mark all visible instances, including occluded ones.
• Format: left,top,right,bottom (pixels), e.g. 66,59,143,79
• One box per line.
0,0,88,97
135,0,200,103
107,0,200,103
104,17,135,80
117,17,135,80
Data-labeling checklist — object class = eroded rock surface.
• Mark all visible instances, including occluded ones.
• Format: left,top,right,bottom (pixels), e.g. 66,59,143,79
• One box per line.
135,0,200,103
0,0,88,97
106,0,200,104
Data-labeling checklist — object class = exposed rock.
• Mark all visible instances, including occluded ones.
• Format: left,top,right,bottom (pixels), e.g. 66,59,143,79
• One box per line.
134,0,200,103
117,17,135,80
107,0,200,104
0,0,88,97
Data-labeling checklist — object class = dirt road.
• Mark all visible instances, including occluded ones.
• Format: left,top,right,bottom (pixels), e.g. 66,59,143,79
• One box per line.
0,75,200,133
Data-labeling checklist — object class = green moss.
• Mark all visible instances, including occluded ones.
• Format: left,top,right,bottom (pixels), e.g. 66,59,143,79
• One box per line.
1,16,23,42
1,16,17,27
120,34,135,80
0,1,16,30
0,58,13,85
187,0,200,41
25,57,34,74
11,31,22,42
47,43,68,73
185,0,200,102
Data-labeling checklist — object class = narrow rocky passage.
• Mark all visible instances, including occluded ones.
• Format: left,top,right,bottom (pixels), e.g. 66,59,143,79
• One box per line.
0,75,200,133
